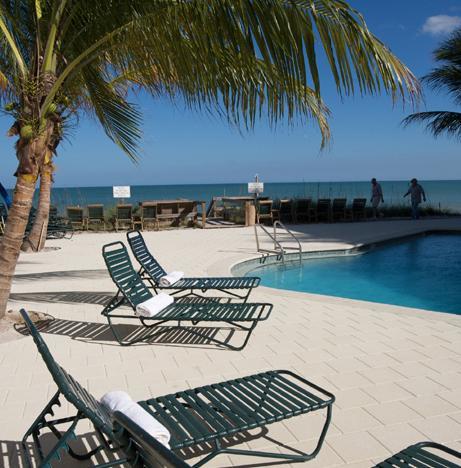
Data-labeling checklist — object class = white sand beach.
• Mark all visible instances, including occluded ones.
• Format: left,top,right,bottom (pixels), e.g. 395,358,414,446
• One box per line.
2,218,461,467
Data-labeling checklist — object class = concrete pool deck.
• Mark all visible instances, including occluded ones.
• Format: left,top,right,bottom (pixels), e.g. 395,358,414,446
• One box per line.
2,218,461,467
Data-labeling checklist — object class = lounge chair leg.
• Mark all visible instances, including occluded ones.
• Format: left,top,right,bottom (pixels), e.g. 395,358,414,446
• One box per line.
192,406,332,466
22,391,63,465
22,395,91,468
106,315,130,346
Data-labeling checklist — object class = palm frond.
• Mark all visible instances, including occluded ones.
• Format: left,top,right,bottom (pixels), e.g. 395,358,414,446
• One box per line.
421,30,461,105
0,0,420,152
46,0,419,146
81,65,142,161
403,111,461,139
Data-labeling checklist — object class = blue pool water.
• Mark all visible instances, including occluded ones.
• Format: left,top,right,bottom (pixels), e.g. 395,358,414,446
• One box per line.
248,234,461,314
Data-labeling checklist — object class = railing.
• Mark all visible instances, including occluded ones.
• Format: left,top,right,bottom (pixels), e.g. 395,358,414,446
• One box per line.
254,221,302,262
273,221,302,262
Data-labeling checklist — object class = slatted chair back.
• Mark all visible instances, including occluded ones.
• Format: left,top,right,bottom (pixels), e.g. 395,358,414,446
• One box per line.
141,203,157,221
352,198,367,210
102,241,153,307
332,198,346,213
257,200,273,224
19,309,114,438
88,204,104,220
296,198,312,214
351,198,367,219
67,206,84,223
279,199,293,222
127,231,167,282
113,411,191,468
258,200,272,216
317,198,331,212
117,204,133,221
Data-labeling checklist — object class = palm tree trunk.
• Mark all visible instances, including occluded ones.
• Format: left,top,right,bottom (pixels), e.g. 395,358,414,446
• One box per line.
0,174,37,317
22,158,53,252
0,127,52,318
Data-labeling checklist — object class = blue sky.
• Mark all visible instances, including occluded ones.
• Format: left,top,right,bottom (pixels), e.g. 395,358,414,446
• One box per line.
2,0,461,188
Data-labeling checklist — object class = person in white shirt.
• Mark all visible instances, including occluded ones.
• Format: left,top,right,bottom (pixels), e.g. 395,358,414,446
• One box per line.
370,178,384,219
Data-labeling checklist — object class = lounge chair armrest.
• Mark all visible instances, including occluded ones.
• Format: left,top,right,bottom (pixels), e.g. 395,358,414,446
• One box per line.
113,411,191,467
256,303,273,321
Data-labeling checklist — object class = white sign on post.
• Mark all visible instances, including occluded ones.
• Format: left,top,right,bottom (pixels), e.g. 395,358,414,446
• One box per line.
248,182,264,194
113,186,131,198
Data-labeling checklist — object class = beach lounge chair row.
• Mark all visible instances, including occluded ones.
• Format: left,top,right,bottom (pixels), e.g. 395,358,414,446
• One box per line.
20,310,461,467
257,198,367,224
65,201,199,231
66,204,107,230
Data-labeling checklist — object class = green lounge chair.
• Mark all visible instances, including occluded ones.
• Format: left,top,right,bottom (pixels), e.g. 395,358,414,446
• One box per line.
278,199,293,223
140,202,159,230
294,198,315,223
20,309,335,468
47,207,74,240
66,206,85,230
87,204,106,230
316,199,332,222
115,204,134,231
373,441,461,467
257,199,274,225
348,198,367,221
127,230,260,301
331,198,347,222
102,241,271,349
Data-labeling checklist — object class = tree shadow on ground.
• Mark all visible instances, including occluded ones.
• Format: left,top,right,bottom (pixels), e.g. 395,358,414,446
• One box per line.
10,291,113,306
13,269,108,282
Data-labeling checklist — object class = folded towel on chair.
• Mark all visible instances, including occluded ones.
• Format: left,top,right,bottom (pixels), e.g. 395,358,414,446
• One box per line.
159,271,184,287
101,390,171,448
135,293,174,318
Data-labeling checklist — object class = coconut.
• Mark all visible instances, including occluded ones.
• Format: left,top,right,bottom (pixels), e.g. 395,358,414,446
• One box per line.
20,125,33,139
47,102,57,114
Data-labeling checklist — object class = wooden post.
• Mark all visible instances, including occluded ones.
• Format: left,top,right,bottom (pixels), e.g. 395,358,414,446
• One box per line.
201,201,206,228
245,201,256,226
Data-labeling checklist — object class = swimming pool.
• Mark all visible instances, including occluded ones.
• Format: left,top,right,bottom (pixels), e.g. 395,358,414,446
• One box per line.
246,233,461,314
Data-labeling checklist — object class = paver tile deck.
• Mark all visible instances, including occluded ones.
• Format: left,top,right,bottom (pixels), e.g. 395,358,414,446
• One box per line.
1,218,461,466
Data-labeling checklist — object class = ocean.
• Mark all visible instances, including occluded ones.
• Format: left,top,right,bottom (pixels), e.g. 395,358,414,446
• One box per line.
4,180,461,213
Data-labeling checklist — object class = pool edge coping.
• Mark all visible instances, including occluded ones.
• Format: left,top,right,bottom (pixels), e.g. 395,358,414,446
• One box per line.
231,228,461,276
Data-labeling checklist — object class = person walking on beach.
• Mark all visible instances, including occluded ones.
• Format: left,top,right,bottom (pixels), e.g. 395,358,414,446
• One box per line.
370,178,384,219
404,178,426,219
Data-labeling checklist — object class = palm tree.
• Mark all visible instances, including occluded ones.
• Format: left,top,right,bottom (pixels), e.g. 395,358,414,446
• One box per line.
403,29,461,137
0,0,420,318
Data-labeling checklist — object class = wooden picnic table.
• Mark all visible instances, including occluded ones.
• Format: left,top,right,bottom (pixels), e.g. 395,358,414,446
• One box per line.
140,199,206,228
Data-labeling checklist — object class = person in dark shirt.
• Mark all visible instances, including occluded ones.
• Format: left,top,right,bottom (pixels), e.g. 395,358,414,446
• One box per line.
404,178,426,219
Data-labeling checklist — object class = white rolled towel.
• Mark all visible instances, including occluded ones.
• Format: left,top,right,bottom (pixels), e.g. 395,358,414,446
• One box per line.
100,390,171,448
135,293,174,318
159,271,184,287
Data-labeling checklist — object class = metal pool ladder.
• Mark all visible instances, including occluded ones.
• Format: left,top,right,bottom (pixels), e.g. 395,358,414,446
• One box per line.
254,221,302,263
